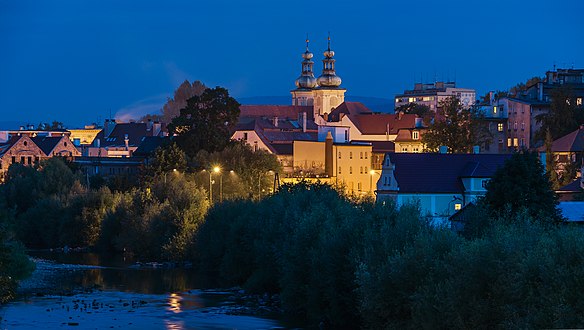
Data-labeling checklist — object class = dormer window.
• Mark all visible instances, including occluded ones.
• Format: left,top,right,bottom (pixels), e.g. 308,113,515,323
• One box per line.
412,131,419,140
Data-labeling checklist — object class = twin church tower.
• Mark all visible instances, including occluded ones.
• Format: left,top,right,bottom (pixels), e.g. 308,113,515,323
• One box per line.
291,35,346,119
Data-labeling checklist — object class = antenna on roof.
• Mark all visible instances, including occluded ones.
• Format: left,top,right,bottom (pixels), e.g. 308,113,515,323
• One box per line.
553,61,556,71
327,31,331,51
306,33,309,51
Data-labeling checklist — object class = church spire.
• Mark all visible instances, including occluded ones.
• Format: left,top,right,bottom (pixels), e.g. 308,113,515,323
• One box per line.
294,35,317,89
317,33,342,88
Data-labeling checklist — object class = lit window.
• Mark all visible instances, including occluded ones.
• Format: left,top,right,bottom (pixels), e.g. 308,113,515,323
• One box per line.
513,138,518,147
412,131,419,140
408,97,415,102
577,98,582,106
507,138,512,147
493,106,497,114
497,123,503,132
454,203,462,211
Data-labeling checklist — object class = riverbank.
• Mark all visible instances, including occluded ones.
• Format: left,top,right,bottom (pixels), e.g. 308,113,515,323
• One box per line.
1,256,284,329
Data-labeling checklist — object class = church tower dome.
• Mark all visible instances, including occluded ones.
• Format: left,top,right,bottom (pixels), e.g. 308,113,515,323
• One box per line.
317,34,342,88
294,38,317,89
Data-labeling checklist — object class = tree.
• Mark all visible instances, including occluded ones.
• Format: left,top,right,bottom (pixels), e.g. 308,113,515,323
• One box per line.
422,96,491,153
193,141,281,201
509,76,542,97
161,80,207,124
168,86,240,157
144,142,188,180
483,151,562,222
535,86,584,142
37,121,64,130
395,103,431,118
544,129,560,189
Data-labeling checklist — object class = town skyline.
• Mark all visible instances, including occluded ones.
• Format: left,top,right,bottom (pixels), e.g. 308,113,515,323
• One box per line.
1,0,583,127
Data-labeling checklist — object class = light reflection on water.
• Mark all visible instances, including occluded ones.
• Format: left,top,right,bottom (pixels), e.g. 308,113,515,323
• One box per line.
0,251,282,329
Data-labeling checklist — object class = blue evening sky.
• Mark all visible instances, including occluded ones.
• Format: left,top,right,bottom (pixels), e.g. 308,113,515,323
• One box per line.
1,0,583,127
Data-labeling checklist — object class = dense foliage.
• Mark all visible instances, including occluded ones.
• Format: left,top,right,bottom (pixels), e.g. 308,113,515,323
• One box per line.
535,86,584,142
422,96,491,153
483,151,561,222
168,86,240,157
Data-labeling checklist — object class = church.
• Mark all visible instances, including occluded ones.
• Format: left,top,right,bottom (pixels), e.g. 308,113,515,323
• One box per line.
231,36,423,197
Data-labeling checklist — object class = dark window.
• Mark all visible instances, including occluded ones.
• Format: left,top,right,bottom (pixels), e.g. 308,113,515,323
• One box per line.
27,156,32,165
11,156,15,164
20,156,25,163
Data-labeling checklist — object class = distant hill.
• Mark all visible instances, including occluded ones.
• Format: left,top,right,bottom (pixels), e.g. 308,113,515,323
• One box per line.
237,96,394,113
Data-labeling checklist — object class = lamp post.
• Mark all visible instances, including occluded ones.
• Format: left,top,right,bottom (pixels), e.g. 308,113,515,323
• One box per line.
369,169,376,195
213,166,222,203
208,170,213,205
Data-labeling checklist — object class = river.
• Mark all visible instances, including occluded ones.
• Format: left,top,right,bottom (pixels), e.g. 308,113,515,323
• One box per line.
0,252,284,329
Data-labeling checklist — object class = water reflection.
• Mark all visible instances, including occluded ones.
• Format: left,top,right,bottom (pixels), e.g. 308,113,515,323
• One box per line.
168,293,182,313
27,251,203,294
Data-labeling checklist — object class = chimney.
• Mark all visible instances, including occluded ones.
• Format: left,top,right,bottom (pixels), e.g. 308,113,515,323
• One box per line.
537,82,544,101
273,116,279,127
397,112,404,120
124,134,129,150
473,145,480,154
415,117,423,128
325,131,333,177
146,119,153,131
489,91,494,105
95,138,100,148
302,112,307,133
439,146,448,154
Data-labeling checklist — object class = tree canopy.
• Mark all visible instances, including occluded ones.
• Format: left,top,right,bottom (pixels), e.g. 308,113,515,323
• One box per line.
161,80,207,124
535,86,584,142
483,151,561,222
168,86,240,157
422,97,491,153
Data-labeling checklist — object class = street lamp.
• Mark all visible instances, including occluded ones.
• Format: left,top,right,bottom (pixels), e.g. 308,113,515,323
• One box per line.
213,166,222,202
369,169,376,195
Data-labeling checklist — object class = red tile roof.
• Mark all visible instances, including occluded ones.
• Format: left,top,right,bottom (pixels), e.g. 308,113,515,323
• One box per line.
543,127,584,152
350,113,417,135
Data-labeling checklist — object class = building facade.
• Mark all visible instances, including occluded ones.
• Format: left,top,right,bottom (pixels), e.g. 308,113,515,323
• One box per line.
395,81,476,111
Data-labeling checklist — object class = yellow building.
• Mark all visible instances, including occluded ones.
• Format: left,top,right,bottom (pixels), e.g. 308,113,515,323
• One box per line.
394,127,427,153
286,132,377,196
68,125,102,146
